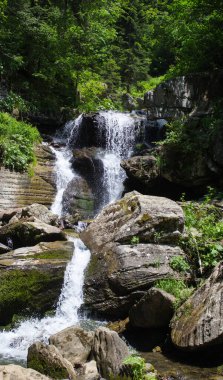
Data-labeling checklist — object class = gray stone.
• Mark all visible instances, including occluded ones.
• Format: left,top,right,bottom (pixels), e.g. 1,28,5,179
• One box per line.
49,326,94,365
92,327,129,378
0,364,51,380
62,177,95,219
27,341,77,379
81,192,184,318
0,220,66,249
171,261,223,351
129,287,176,328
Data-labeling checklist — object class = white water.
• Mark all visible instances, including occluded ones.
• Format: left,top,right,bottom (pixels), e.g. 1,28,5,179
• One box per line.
0,142,90,362
97,111,140,205
0,111,139,363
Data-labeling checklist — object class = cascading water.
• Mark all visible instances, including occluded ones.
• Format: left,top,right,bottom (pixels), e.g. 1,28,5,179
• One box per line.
0,132,90,363
97,111,141,206
0,110,140,364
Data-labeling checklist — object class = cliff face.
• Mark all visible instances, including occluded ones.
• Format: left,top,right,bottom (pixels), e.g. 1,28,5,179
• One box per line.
144,70,223,119
0,145,56,209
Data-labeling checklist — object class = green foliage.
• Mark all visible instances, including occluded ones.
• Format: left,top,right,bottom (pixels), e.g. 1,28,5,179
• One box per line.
181,193,223,273
130,76,165,98
130,236,140,245
0,92,30,113
122,355,146,380
155,279,194,309
169,256,190,273
0,113,41,171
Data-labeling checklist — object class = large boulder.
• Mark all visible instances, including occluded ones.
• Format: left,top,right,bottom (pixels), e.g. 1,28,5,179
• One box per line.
62,177,95,219
92,327,129,378
129,287,176,328
81,191,184,249
49,326,94,365
0,240,73,325
21,203,59,226
0,364,51,380
0,220,66,249
27,342,76,380
81,191,184,317
171,262,223,351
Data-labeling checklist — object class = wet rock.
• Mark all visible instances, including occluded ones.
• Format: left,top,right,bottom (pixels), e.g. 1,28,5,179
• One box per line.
0,364,51,380
81,191,184,318
92,327,129,378
69,113,106,148
62,177,95,219
129,287,176,328
49,326,94,365
121,156,160,189
21,203,59,226
0,240,73,325
171,261,223,351
27,342,76,380
0,220,66,249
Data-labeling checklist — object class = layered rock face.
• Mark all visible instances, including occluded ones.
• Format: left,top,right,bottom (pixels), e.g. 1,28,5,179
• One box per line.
0,144,56,209
171,261,223,351
144,70,223,119
81,191,185,318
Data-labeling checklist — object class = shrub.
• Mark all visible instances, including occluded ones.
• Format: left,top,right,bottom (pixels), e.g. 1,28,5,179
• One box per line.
0,113,41,171
181,193,223,274
169,255,190,273
155,279,194,309
122,355,146,380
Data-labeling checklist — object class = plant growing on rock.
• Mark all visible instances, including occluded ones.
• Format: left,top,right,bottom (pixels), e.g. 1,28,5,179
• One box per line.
155,279,194,309
169,255,190,273
121,355,156,380
0,113,41,171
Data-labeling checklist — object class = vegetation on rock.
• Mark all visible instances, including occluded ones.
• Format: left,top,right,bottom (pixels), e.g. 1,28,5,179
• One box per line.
0,112,41,171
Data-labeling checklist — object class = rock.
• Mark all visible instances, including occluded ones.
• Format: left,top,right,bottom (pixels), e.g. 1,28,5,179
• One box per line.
0,364,51,379
0,240,73,325
171,261,223,351
129,287,176,328
69,113,106,148
81,191,184,249
21,203,59,226
62,177,95,219
81,191,184,318
83,243,184,317
0,242,10,254
121,156,160,189
27,341,77,379
0,220,66,249
0,144,56,209
71,147,105,211
122,93,136,111
49,326,94,365
144,71,223,119
92,327,129,378
83,360,99,380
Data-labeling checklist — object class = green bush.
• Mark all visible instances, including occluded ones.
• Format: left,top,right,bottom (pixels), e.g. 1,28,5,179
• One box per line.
155,279,194,309
181,193,223,274
0,113,41,171
169,255,190,273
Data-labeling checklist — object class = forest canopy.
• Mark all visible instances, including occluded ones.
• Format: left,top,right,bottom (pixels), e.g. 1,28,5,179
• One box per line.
0,0,222,113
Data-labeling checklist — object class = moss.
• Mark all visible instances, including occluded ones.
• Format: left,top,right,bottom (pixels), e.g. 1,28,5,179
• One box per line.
0,267,65,325
137,213,152,226
28,357,69,379
28,249,72,260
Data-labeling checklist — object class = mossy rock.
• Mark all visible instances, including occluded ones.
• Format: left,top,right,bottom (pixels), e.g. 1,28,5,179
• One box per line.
0,241,73,325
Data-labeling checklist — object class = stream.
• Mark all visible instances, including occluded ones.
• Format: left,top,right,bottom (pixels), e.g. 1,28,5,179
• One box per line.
0,111,221,379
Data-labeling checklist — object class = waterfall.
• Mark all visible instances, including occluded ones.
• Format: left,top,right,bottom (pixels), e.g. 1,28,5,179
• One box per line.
0,111,140,363
97,111,141,206
0,127,90,363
